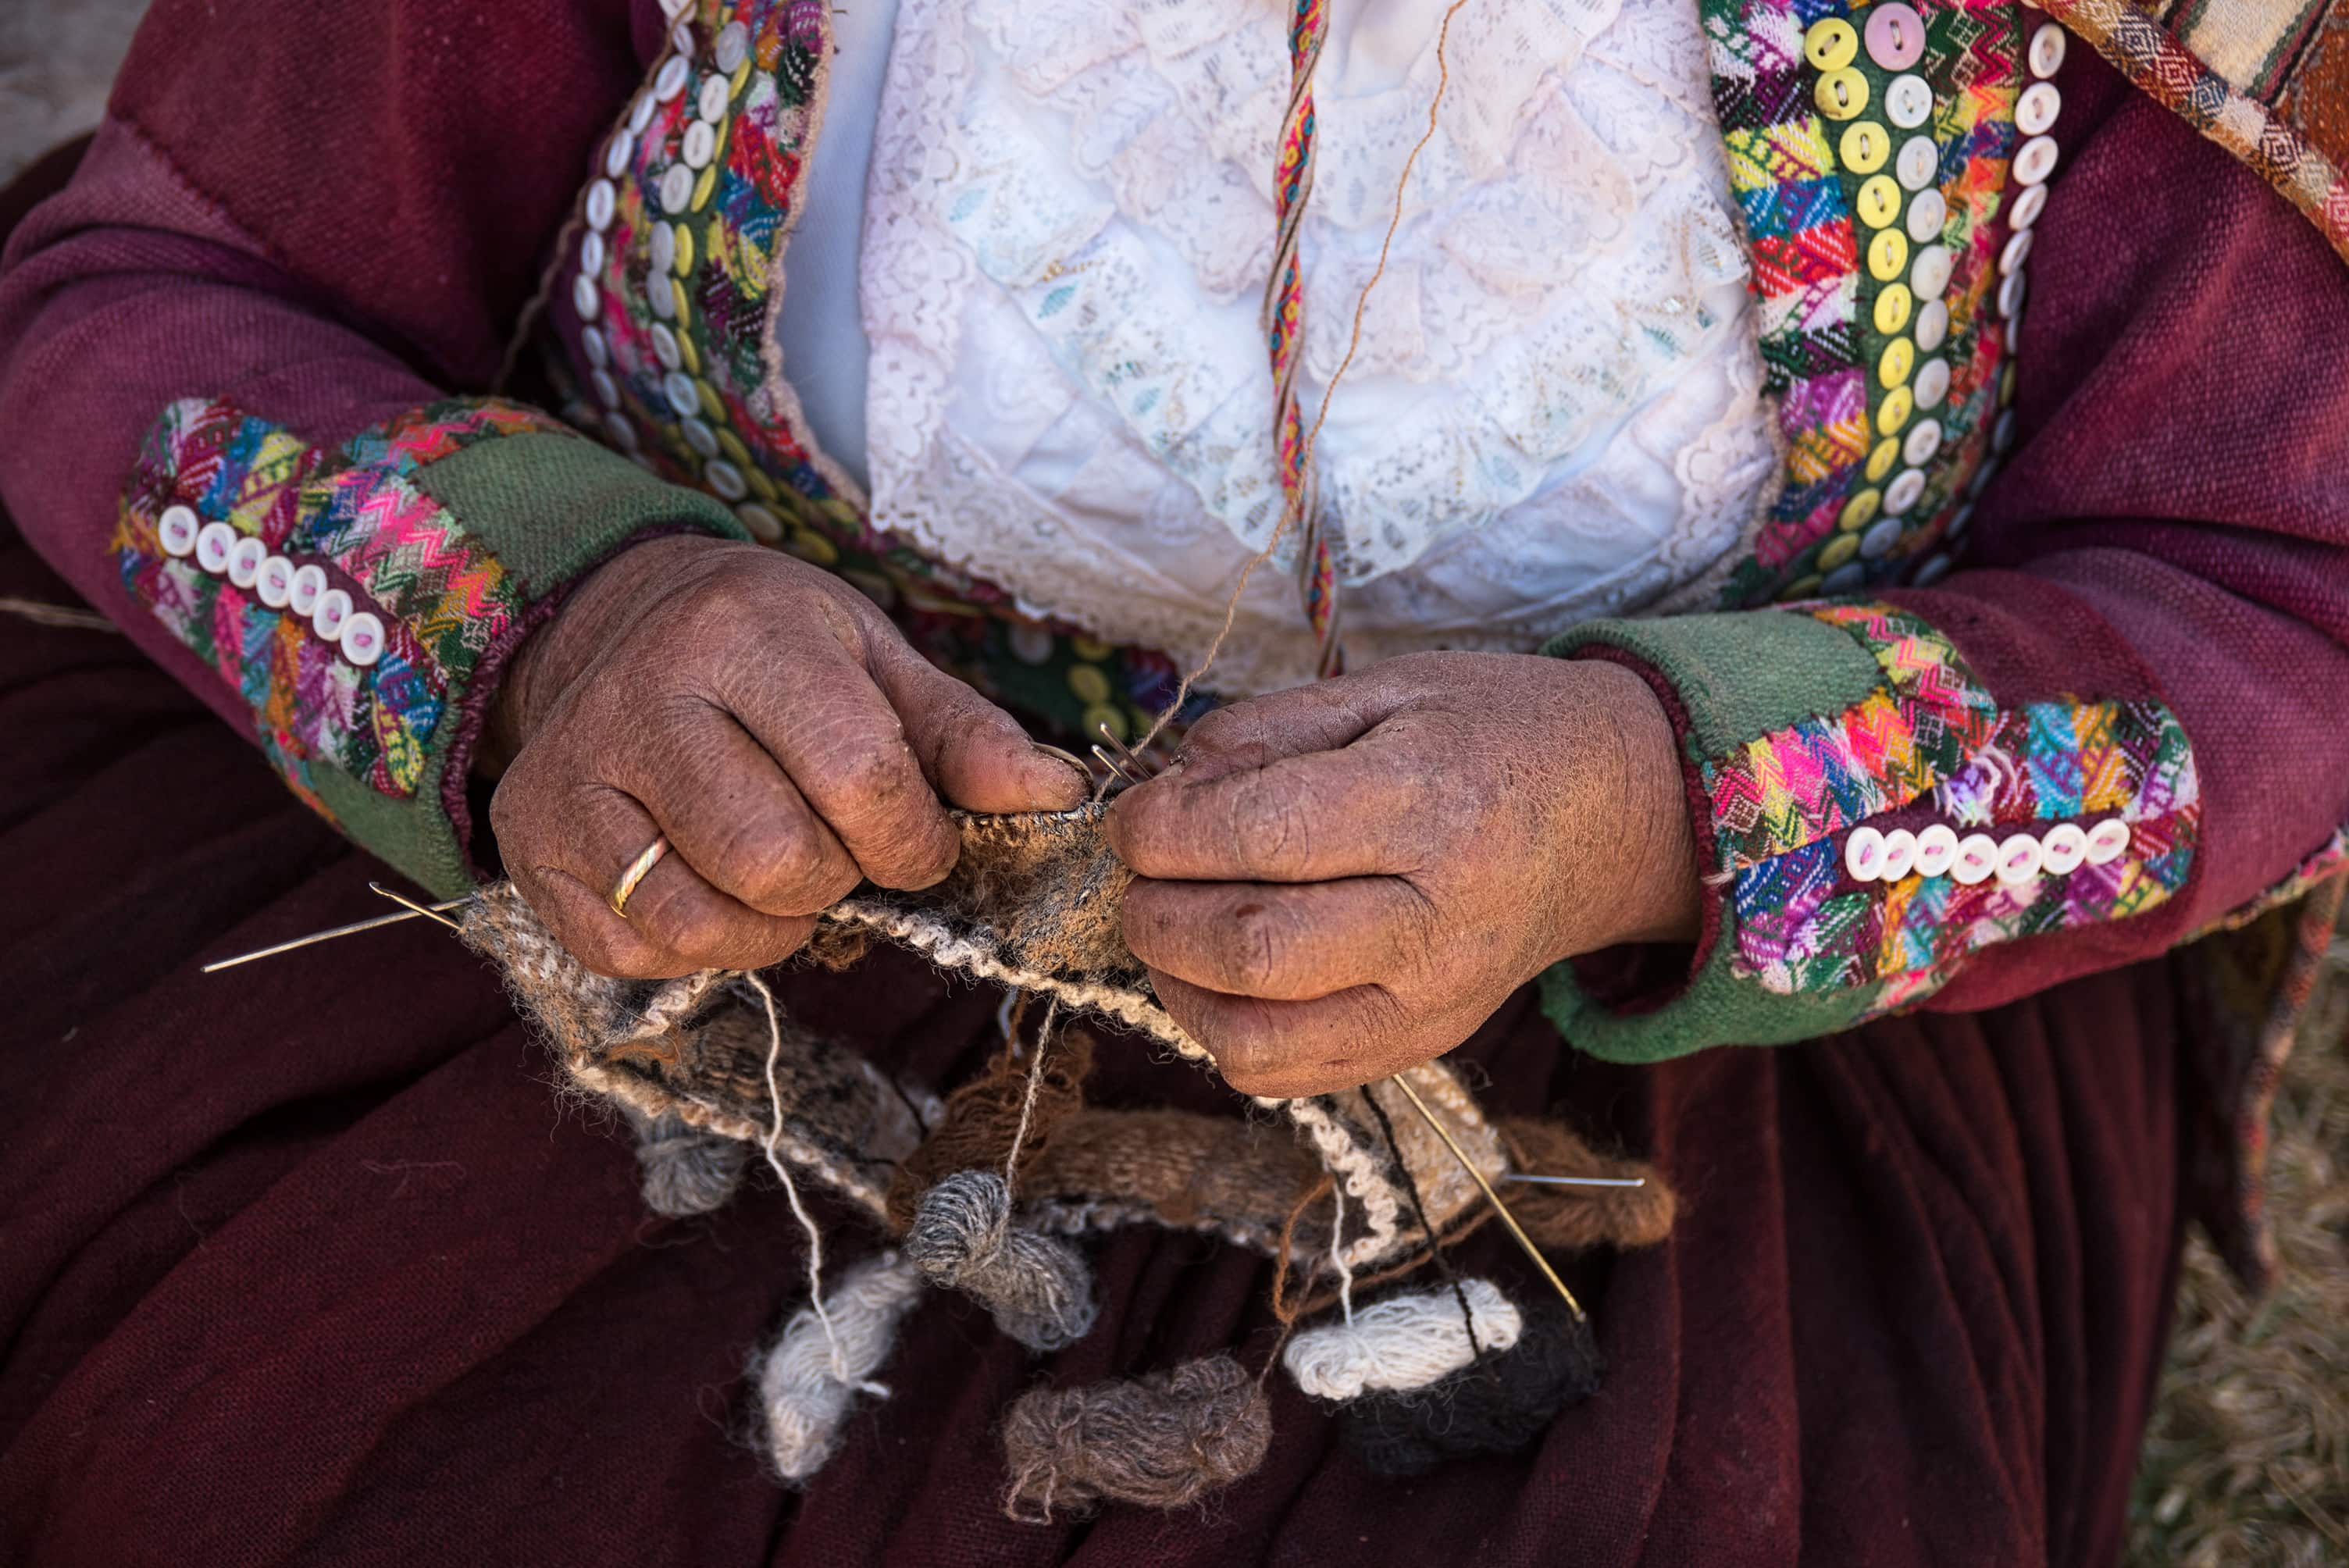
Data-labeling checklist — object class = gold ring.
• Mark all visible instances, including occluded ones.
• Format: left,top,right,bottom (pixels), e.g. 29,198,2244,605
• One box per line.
608,835,670,918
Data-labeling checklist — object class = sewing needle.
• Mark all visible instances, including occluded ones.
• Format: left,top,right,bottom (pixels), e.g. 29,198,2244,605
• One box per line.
201,893,469,973
1388,1072,1587,1321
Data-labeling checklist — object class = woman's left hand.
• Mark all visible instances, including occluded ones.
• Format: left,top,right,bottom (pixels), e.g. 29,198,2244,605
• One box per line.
1105,651,1700,1098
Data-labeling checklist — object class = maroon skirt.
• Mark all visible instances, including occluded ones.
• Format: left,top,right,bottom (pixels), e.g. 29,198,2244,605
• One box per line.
0,495,2188,1566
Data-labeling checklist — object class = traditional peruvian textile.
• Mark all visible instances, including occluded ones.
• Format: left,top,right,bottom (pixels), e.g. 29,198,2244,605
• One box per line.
113,397,553,814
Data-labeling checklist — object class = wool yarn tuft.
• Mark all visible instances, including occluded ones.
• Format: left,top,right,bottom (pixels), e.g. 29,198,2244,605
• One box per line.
1001,1354,1272,1520
1498,1117,1677,1253
884,1028,1094,1231
904,1169,1098,1351
752,1251,927,1483
624,1107,750,1217
1337,1300,1605,1477
1282,1277,1522,1401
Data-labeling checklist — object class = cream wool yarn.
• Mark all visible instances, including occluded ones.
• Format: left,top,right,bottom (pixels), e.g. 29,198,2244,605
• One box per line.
1282,1278,1524,1402
753,1251,928,1482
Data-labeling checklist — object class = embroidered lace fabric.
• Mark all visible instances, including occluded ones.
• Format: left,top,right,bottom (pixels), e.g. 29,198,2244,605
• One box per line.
851,0,1778,693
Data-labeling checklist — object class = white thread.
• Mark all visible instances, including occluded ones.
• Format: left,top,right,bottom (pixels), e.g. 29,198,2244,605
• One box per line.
1329,1180,1357,1325
1003,997,1061,1181
745,971,854,1385
1281,1277,1523,1402
754,1250,926,1481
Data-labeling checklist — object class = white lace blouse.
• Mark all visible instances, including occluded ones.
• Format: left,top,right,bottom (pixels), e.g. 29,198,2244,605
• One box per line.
772,0,1777,694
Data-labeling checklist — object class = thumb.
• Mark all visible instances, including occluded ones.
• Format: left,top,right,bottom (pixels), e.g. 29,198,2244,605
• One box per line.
866,640,1089,813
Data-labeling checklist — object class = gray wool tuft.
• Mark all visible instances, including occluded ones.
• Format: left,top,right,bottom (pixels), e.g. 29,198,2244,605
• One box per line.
904,1169,1097,1351
627,1109,751,1217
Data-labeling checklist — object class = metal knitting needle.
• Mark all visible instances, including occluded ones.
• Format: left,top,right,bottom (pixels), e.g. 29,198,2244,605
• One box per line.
368,881,465,931
1095,721,1158,781
1388,1072,1587,1321
1089,745,1145,788
201,895,469,973
1502,1172,1647,1188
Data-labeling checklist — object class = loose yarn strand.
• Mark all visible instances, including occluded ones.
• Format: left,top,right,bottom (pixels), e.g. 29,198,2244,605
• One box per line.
1361,1087,1484,1358
1330,1178,1358,1325
1128,0,1474,760
1003,998,1062,1181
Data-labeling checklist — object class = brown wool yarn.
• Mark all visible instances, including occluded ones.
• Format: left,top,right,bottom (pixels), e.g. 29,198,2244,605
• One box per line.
1001,1354,1273,1520
1498,1117,1677,1252
885,1028,1096,1231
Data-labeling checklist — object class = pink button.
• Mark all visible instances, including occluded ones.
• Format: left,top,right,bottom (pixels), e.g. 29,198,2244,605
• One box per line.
1866,3,1927,69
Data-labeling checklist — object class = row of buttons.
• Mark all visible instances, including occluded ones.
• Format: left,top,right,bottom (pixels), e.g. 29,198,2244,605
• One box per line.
1844,818,2133,887
155,504,388,666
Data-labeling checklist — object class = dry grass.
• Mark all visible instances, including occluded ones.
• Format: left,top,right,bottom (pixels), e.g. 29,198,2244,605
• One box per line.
2127,937,2349,1566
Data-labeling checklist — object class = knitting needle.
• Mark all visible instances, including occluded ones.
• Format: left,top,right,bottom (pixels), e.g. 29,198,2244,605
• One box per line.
1501,1172,1647,1188
201,895,470,973
1095,721,1158,781
1388,1073,1587,1321
368,881,465,931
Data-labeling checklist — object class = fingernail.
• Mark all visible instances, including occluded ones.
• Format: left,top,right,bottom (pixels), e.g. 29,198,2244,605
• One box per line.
1030,743,1093,803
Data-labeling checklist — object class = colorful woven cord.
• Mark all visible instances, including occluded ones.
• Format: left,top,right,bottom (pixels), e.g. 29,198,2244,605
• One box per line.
1267,0,1344,677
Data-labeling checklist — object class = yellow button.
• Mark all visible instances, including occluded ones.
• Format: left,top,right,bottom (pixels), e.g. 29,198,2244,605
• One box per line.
678,330,700,376
691,165,717,212
1866,227,1909,281
1856,174,1902,229
716,428,753,468
1839,488,1882,533
1780,574,1824,601
1084,703,1128,744
1070,636,1114,661
1879,337,1916,388
786,528,840,567
1804,17,1860,70
672,277,692,322
697,380,725,421
1815,68,1870,121
2001,360,2019,406
1068,663,1113,706
1839,121,1890,174
674,222,696,276
1866,436,1902,483
1877,384,1915,436
1873,281,1914,336
1819,531,1862,571
744,462,780,502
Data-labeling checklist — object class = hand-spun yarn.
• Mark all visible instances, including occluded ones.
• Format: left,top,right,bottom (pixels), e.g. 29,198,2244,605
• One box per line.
1282,1277,1522,1401
624,1107,750,1217
1499,1117,1677,1252
904,1170,1097,1351
884,1029,1094,1231
1000,1354,1272,1520
752,1250,927,1483
1337,1300,1604,1477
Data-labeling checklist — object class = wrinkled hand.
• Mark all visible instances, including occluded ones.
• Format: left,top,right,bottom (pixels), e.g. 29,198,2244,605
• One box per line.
1105,652,1698,1098
483,535,1084,977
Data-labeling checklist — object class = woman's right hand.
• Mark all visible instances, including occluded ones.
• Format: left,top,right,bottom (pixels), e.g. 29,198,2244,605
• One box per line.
483,534,1085,978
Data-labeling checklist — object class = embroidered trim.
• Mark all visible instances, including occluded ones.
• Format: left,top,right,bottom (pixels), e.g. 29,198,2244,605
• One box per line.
115,397,558,811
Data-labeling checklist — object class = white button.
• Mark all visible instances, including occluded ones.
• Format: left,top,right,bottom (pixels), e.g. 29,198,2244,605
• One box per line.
2030,21,2068,77
158,504,201,558
736,501,785,543
1914,298,1949,352
649,276,676,319
1009,622,1056,665
226,534,268,590
651,222,677,275
579,229,606,279
1885,468,1927,515
682,120,717,170
1993,408,2019,454
1896,135,1938,191
1905,188,1948,244
1994,832,2044,884
628,90,658,136
715,20,750,73
590,368,620,408
1845,825,1888,882
1914,823,1960,877
664,370,701,418
1914,357,1951,409
255,554,295,608
1879,828,1919,882
2015,134,2059,185
1860,514,1906,559
704,459,749,501
659,0,693,19
1910,244,1954,299
312,586,352,640
2000,228,2035,276
1903,418,1944,466
670,22,697,60
1822,561,1867,594
585,178,615,233
1912,551,1954,586
338,611,386,667
659,163,695,215
603,130,635,181
2010,182,2049,231
603,411,639,451
654,56,691,103
680,415,719,457
1885,74,1934,128
581,325,610,370
288,564,326,616
651,323,683,372
2041,821,2089,874
2016,81,2062,136
2083,818,2133,865
2001,266,2030,316
1952,832,1999,885
698,73,731,123
571,271,600,321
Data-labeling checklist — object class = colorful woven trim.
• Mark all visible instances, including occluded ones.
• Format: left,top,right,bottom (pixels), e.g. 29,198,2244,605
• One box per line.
2048,0,2349,262
114,397,554,816
1705,601,2201,1007
1704,0,2025,607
